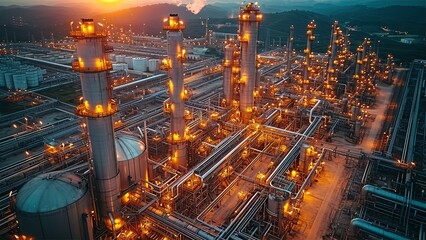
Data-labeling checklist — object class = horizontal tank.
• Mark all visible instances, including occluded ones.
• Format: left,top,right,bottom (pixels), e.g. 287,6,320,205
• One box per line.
13,73,28,90
132,57,147,72
16,171,93,240
115,133,148,189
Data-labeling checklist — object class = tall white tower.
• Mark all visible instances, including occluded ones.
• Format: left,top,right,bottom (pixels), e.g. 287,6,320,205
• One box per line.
238,2,262,123
70,19,121,228
163,14,188,170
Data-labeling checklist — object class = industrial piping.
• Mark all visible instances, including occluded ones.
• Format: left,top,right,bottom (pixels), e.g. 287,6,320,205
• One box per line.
350,218,410,240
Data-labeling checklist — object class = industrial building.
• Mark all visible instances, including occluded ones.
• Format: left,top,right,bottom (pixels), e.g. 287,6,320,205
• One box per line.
0,2,425,240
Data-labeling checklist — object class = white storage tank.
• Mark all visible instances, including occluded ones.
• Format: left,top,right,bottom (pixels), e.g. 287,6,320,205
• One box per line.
116,55,126,63
115,133,149,189
26,70,40,87
148,59,161,72
13,73,28,90
109,53,116,62
15,171,94,240
132,58,147,72
112,63,129,72
125,56,134,69
4,72,15,90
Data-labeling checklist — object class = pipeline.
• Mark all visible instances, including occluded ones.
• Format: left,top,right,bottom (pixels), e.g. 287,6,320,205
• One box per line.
350,218,410,240
291,149,325,200
309,100,321,123
361,185,426,212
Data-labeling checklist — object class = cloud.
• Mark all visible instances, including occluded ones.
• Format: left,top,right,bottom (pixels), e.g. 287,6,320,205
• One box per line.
185,0,207,14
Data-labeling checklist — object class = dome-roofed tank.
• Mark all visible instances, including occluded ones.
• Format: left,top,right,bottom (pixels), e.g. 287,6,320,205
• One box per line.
115,132,149,189
15,171,93,240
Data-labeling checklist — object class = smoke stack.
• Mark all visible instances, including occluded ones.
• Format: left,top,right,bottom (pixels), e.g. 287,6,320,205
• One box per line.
325,21,339,97
303,20,316,91
163,14,188,170
223,39,237,106
286,25,294,78
70,19,121,226
238,2,262,123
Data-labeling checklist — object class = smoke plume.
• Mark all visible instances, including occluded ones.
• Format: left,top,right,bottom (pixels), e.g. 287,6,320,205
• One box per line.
185,0,207,14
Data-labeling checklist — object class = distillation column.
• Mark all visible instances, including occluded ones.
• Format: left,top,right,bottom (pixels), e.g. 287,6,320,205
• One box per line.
70,19,121,224
385,54,394,83
354,44,363,92
223,41,236,106
238,2,262,123
325,21,339,98
163,14,188,170
286,25,294,78
303,20,316,91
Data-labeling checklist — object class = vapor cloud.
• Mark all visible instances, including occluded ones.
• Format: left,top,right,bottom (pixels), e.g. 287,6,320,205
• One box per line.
186,0,207,14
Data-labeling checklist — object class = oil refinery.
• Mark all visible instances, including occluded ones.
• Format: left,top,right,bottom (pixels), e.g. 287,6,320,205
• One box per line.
0,2,425,240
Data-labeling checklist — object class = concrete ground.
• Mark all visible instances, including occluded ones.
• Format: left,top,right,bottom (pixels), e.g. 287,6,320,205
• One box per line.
289,83,394,239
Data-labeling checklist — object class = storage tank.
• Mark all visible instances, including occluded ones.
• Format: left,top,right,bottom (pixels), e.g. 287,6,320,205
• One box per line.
15,171,93,240
132,57,147,72
38,69,46,82
112,63,129,72
116,55,126,63
266,193,286,217
0,70,6,87
4,72,15,90
109,53,116,62
125,56,134,69
13,73,28,90
148,59,160,72
115,132,149,189
26,70,40,87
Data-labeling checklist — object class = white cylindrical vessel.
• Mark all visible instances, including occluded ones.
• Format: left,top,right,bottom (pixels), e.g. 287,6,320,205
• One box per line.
148,59,160,72
223,43,235,106
164,14,188,170
125,56,133,69
71,18,121,223
238,3,262,123
115,133,149,189
132,57,147,72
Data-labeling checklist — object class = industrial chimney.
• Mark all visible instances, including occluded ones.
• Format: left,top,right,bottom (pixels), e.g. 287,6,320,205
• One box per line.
238,2,262,123
163,14,188,170
286,25,294,78
70,19,121,229
303,20,316,91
